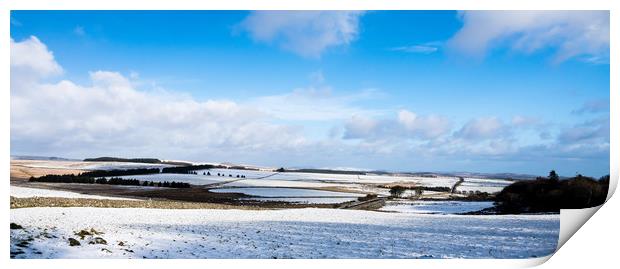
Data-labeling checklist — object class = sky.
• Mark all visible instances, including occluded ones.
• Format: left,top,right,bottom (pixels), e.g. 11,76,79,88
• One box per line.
10,11,610,177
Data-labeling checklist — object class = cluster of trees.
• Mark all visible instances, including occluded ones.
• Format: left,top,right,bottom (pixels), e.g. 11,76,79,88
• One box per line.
140,180,190,188
29,174,98,184
29,174,190,188
214,173,246,178
495,170,610,213
387,185,452,198
389,186,407,197
30,175,143,186
458,191,491,201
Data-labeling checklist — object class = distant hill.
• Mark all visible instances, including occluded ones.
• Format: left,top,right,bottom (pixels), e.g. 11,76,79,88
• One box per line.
83,157,193,166
439,172,538,181
279,168,366,175
83,157,163,164
18,155,541,180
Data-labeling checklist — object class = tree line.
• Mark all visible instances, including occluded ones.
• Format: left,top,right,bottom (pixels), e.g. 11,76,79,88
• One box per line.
495,170,610,213
161,164,221,174
81,168,161,177
29,174,190,188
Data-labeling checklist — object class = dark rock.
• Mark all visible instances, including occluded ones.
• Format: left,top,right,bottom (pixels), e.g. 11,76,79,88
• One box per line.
68,238,81,246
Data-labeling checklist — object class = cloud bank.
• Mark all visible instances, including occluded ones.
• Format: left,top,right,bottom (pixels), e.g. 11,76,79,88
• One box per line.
10,36,609,175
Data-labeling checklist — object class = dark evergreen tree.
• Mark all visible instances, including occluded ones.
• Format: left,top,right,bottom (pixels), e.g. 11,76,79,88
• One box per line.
548,170,560,181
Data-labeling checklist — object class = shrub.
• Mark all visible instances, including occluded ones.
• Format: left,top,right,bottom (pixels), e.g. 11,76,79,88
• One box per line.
358,194,378,201
389,186,406,198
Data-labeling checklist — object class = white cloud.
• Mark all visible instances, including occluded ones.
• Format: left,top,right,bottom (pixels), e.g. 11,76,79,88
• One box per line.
74,26,86,36
511,115,540,128
9,36,609,175
342,110,451,141
342,115,381,140
390,44,439,54
10,37,308,159
456,117,508,140
572,99,609,114
10,16,22,26
397,110,451,139
249,87,382,122
448,11,609,63
11,36,63,82
558,117,609,144
239,11,364,58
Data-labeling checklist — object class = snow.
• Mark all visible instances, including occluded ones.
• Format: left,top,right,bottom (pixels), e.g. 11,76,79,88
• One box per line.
79,162,173,171
16,160,174,171
221,179,347,188
199,169,278,179
10,186,136,200
210,187,365,198
456,178,514,194
117,173,229,185
241,197,359,204
380,200,495,214
10,207,559,259
15,160,513,195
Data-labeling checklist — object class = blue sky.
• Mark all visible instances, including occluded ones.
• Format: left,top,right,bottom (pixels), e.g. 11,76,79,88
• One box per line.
10,11,610,177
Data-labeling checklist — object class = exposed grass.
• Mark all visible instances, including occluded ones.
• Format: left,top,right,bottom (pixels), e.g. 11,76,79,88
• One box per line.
10,196,266,210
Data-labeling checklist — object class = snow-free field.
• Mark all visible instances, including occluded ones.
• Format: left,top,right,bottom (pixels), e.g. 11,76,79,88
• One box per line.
10,186,136,200
10,207,559,259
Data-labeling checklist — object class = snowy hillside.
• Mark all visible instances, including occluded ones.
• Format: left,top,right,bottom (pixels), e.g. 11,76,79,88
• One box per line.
11,207,559,259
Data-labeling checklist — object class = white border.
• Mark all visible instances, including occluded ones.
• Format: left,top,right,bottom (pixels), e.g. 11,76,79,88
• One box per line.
2,1,617,268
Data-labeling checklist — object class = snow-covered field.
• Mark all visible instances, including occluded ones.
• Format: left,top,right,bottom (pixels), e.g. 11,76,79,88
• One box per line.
14,160,516,197
380,200,495,214
456,178,513,194
211,187,364,203
10,186,136,200
241,197,359,204
13,159,522,209
10,207,559,259
197,169,278,179
211,187,365,198
221,178,346,188
117,173,230,185
14,160,174,171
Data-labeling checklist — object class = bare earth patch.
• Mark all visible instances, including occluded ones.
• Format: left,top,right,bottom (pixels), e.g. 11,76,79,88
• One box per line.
11,160,85,181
